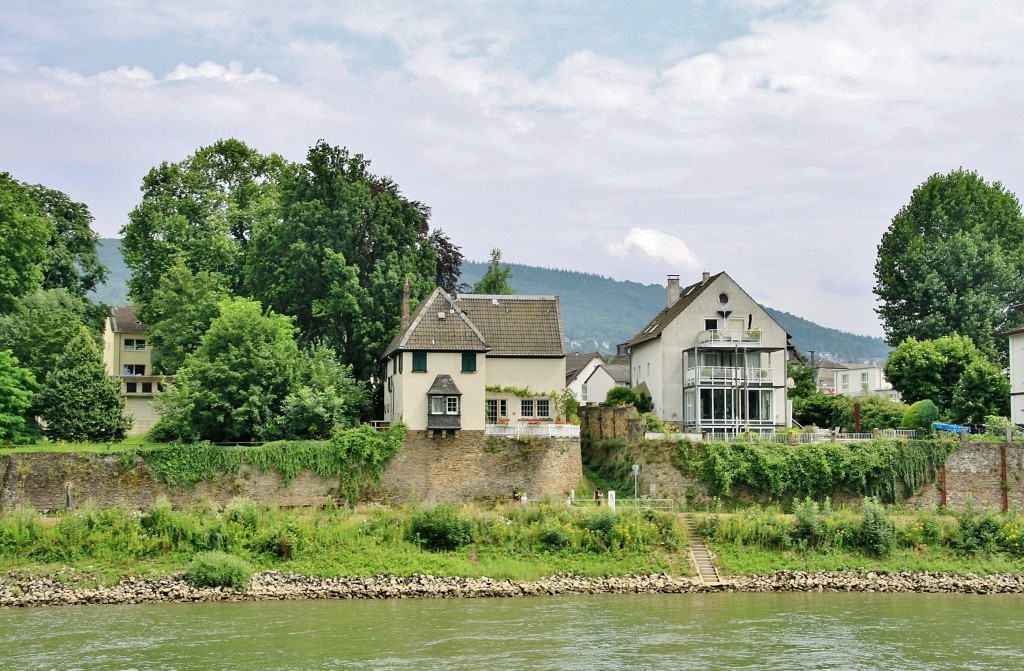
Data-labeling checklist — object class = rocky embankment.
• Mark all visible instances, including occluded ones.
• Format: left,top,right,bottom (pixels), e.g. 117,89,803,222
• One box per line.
3,570,1024,608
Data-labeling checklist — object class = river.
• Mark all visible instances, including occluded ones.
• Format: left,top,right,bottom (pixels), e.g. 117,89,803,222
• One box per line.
2,592,1023,670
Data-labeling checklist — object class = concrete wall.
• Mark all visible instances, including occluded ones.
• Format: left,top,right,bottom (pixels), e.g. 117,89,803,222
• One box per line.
0,432,582,511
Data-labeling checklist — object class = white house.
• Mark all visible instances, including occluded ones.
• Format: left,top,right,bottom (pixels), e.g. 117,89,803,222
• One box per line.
581,359,630,405
834,364,899,399
1005,306,1024,424
623,272,791,436
566,351,605,404
381,288,568,434
102,306,164,435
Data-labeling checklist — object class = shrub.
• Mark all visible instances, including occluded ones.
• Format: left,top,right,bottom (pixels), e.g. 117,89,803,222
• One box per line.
791,497,824,546
901,400,939,436
858,498,895,557
537,526,572,551
952,499,1002,554
184,551,253,589
604,387,639,407
410,505,474,551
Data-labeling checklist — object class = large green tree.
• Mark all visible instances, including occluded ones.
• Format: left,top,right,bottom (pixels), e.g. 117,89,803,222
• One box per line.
25,183,107,297
473,248,514,295
874,169,1024,357
152,298,303,442
950,358,1009,425
121,139,285,307
0,349,38,443
245,141,438,385
0,173,52,312
36,326,130,442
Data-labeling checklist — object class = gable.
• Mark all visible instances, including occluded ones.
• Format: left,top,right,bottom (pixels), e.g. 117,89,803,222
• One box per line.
455,295,566,357
383,288,489,358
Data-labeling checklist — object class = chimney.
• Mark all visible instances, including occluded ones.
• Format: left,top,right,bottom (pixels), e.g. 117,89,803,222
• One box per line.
702,271,710,283
400,277,411,331
667,275,680,306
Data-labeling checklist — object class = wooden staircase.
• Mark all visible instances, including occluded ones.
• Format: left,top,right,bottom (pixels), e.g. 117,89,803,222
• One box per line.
682,513,723,585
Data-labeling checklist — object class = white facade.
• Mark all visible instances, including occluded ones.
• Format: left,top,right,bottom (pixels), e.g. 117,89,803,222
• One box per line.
1008,328,1024,424
582,365,626,406
834,365,899,399
566,352,604,404
626,272,790,436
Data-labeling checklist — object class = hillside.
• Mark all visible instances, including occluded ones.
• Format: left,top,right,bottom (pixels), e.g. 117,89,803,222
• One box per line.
91,240,890,362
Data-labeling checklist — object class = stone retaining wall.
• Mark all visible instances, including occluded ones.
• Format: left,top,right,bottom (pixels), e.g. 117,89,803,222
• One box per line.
0,432,582,511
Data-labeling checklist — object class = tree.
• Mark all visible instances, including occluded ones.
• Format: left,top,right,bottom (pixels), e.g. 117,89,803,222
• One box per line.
25,183,107,297
0,172,52,312
152,298,302,442
950,358,1010,425
884,334,985,412
121,139,285,307
140,261,231,374
429,229,465,294
787,361,817,399
0,288,103,385
245,141,437,387
473,248,514,295
874,169,1024,357
831,395,908,432
605,386,639,407
0,350,38,443
793,393,839,429
901,400,940,436
36,326,130,442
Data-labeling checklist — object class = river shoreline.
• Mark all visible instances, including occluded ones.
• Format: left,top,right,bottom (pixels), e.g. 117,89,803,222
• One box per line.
3,570,1024,608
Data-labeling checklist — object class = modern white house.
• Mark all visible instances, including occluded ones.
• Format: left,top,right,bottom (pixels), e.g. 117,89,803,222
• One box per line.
623,272,791,436
833,364,899,399
102,306,164,435
1005,306,1024,425
381,288,571,436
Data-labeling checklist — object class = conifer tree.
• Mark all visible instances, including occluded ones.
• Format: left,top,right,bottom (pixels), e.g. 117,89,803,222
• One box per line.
37,327,130,442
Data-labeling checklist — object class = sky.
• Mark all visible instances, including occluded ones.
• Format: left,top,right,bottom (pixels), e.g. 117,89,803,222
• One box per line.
2,1,1023,338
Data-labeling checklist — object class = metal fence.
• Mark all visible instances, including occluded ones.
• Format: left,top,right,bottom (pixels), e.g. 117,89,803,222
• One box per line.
714,429,916,443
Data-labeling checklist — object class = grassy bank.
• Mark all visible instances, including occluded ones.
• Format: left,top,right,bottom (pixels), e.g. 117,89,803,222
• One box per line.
0,500,687,587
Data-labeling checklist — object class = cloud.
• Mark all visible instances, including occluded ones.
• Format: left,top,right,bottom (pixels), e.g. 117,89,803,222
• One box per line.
165,61,278,84
607,228,701,272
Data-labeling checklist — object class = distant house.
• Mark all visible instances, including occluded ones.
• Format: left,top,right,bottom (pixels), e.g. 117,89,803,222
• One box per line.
565,351,605,404
102,306,163,435
382,288,570,435
581,357,630,405
623,272,791,436
1005,306,1024,424
814,358,850,395
833,364,899,399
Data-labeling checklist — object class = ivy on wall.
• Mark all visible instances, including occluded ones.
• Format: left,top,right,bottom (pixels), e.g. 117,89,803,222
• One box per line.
671,438,958,503
129,423,406,503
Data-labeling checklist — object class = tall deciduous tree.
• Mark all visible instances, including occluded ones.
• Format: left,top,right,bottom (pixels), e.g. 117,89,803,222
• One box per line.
37,326,130,442
121,139,285,307
950,358,1009,425
152,298,302,442
245,141,437,386
473,248,513,295
874,169,1024,358
0,173,52,313
0,349,38,443
884,334,997,415
25,183,107,297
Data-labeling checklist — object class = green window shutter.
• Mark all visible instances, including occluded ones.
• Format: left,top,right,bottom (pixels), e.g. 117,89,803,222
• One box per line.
412,351,427,372
462,352,476,372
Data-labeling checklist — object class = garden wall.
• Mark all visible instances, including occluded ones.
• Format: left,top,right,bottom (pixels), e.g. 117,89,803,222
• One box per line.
0,432,582,511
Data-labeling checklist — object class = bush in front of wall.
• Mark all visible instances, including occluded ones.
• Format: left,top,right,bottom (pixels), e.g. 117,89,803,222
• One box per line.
184,550,253,589
409,505,475,551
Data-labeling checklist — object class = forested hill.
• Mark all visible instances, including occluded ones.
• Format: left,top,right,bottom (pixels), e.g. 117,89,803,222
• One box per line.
91,240,890,362
459,261,891,362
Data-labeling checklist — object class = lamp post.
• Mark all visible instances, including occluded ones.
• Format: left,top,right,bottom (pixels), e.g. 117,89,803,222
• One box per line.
632,463,639,502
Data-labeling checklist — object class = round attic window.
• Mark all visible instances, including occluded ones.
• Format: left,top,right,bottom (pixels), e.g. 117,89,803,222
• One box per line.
719,293,729,304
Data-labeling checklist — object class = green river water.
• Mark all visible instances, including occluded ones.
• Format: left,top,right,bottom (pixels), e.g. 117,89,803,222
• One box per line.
1,592,1023,670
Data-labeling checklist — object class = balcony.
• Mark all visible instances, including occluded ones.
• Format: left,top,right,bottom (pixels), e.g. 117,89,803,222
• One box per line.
696,329,763,347
684,366,776,387
485,422,580,439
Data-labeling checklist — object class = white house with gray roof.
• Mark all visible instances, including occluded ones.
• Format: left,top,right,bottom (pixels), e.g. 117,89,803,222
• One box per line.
623,272,791,436
382,288,567,434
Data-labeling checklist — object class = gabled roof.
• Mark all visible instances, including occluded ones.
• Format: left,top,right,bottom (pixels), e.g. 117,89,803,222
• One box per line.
566,351,603,383
624,272,723,347
455,294,566,357
108,306,146,334
427,374,462,396
601,363,631,385
383,288,489,358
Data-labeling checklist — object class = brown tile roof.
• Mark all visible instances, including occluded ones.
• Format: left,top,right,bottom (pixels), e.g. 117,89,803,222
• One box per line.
601,363,631,385
108,306,146,334
455,294,566,357
566,351,603,383
383,288,489,357
624,273,723,347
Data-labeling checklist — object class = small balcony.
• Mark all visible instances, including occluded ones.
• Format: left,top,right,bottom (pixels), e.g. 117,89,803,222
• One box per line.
684,366,775,387
696,329,763,347
485,422,580,439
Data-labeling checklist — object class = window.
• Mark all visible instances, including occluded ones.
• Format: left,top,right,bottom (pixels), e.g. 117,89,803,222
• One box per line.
840,373,849,390
581,383,588,402
392,357,397,374
704,318,718,330
142,382,153,394
461,352,476,373
447,396,460,414
412,351,427,372
431,396,445,414
123,364,145,376
719,293,729,304
399,354,403,373
124,339,146,351
536,399,550,417
500,399,507,418
521,399,535,417
861,372,869,384
125,382,137,393
486,399,498,423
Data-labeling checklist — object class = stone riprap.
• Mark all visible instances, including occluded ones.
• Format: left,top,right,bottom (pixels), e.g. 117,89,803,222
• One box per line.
3,570,1024,608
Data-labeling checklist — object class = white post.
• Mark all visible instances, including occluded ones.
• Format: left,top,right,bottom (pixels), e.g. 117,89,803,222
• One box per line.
607,490,616,510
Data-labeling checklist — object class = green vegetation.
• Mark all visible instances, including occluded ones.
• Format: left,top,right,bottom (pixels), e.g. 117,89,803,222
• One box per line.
672,438,956,503
472,248,513,294
0,500,687,585
184,551,254,588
